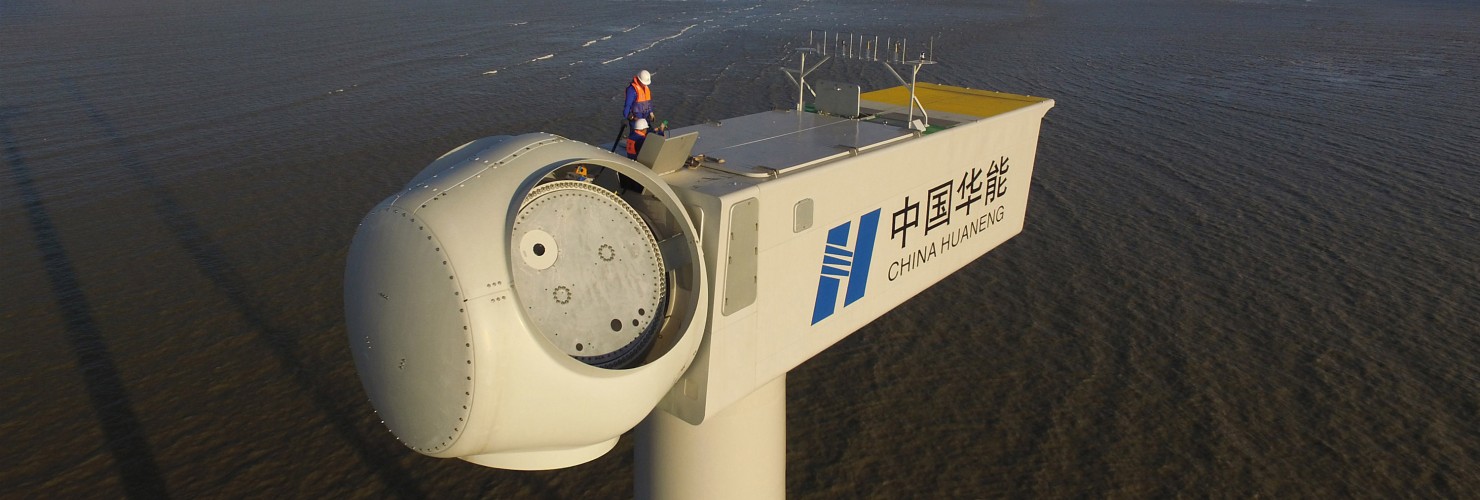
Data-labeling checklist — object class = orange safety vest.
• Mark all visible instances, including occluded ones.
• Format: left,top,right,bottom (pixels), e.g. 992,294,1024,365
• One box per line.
629,78,653,117
626,128,648,156
632,79,651,102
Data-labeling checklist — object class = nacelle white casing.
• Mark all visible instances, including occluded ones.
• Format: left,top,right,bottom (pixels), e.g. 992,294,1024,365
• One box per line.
345,134,707,470
653,95,1055,425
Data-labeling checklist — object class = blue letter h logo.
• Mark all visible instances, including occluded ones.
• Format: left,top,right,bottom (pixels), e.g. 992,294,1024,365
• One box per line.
811,209,881,324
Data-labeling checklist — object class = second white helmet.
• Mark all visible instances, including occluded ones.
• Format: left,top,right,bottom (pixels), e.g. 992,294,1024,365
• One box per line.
637,70,652,86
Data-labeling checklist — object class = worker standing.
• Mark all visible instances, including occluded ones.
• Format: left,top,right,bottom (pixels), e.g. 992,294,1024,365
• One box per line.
623,70,655,131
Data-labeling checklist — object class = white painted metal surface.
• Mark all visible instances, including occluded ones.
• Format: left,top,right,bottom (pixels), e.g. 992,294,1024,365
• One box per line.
656,98,1055,426
344,79,1054,498
636,375,786,500
345,134,708,470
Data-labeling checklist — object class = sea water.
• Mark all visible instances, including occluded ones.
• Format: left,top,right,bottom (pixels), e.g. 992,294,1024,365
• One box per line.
2,0,1476,496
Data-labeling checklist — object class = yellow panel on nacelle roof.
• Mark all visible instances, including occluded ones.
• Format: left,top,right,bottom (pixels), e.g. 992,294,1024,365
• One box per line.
861,82,1047,119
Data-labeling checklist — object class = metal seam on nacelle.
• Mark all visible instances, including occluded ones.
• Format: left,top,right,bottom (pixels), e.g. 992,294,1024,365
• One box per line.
350,133,713,469
401,210,474,453
405,135,568,214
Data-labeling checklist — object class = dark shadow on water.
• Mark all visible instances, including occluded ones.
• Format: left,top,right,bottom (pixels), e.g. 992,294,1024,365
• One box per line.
1,106,171,499
57,83,430,498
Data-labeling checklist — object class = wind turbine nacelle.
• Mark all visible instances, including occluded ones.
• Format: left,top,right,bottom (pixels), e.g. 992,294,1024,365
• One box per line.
648,88,1055,425
345,133,708,470
345,83,1055,473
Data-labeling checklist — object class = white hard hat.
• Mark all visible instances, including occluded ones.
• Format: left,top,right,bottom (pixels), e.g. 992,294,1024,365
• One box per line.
638,70,651,86
634,118,649,130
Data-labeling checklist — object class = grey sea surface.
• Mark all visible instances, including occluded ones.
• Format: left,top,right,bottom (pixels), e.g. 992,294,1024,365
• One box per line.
2,0,1477,497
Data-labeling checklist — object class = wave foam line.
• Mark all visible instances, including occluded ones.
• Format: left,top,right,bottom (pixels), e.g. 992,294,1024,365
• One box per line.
530,54,554,62
602,24,699,65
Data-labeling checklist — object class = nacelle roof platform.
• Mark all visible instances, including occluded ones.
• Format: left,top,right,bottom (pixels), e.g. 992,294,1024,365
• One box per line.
861,82,1049,120
673,83,1050,183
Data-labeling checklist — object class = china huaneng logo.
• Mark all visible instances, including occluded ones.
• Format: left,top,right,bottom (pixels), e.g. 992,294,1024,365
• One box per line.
811,209,881,324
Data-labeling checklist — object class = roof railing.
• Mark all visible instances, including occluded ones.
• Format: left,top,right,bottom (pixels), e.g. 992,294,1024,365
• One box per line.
782,31,938,130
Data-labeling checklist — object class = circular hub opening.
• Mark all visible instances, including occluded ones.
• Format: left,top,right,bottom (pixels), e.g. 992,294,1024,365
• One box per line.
510,180,667,369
